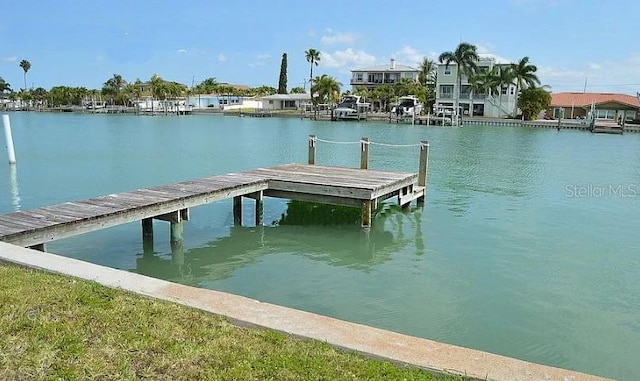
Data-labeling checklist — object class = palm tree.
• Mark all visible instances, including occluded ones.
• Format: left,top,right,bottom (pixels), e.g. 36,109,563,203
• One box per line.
19,59,31,90
311,74,341,105
510,57,540,118
438,43,478,118
305,49,321,86
490,65,514,117
469,67,501,116
102,74,128,105
0,77,11,95
418,58,437,87
305,49,321,111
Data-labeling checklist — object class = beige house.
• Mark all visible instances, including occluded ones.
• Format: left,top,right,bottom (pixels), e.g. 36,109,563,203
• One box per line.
350,59,419,91
547,92,640,122
260,94,311,110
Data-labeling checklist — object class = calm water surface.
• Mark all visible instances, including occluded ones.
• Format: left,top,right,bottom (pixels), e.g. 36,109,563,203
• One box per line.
1,112,639,380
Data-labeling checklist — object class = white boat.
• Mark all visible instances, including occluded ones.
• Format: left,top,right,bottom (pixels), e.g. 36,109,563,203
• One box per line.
391,95,423,117
333,95,370,120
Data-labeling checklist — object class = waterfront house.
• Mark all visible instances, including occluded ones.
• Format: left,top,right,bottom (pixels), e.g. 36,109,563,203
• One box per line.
547,92,640,123
434,55,517,118
260,93,311,110
350,59,419,92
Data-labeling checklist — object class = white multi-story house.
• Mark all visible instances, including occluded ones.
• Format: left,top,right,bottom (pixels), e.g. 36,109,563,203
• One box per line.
434,55,517,118
350,59,419,91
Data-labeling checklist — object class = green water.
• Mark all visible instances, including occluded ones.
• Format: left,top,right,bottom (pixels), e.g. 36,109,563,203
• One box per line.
1,112,639,380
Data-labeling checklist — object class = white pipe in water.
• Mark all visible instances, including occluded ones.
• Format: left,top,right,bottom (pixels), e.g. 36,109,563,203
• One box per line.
2,114,16,164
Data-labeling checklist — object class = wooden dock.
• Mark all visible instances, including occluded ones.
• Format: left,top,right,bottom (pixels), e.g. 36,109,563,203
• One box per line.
0,137,428,251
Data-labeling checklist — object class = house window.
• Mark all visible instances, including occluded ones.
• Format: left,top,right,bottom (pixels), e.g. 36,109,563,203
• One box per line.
356,73,363,82
284,100,296,108
268,100,273,104
444,66,452,75
510,87,515,95
502,86,508,95
440,85,453,98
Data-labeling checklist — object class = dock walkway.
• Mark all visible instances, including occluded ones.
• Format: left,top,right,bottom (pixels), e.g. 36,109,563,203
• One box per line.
0,145,427,250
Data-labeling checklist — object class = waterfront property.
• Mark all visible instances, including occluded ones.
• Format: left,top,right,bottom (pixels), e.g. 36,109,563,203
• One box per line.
547,92,640,124
259,93,311,111
350,59,420,92
434,55,516,118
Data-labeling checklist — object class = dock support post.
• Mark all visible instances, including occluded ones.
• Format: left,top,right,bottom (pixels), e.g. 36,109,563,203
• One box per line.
29,243,46,252
360,137,369,169
308,135,316,165
417,140,429,206
233,196,243,226
170,221,183,243
142,218,154,253
2,114,17,164
361,200,372,228
255,191,264,226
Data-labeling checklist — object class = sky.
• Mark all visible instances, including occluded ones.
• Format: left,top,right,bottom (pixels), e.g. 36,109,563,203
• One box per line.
1,0,639,95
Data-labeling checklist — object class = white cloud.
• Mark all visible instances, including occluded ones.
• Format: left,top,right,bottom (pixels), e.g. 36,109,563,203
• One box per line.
177,49,188,54
320,48,376,72
475,43,513,64
539,54,640,93
320,32,357,45
217,53,227,62
249,53,271,67
2,56,17,62
392,46,425,67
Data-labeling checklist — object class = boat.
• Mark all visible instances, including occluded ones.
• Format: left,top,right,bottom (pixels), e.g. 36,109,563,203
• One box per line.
391,95,423,118
333,95,370,120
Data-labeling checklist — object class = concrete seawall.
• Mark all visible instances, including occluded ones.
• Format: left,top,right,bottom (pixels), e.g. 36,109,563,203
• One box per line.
0,241,610,381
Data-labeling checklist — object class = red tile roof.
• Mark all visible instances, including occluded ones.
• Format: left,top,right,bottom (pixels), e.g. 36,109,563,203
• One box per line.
551,92,640,109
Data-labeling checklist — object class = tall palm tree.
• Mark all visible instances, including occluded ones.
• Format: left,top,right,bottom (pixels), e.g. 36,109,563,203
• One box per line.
305,49,321,87
438,43,478,117
470,67,500,98
510,57,540,118
19,59,31,90
305,48,321,111
490,65,514,117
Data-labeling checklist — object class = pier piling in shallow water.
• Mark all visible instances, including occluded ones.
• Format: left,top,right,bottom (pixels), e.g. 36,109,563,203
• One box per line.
417,140,429,206
360,137,369,169
2,114,16,164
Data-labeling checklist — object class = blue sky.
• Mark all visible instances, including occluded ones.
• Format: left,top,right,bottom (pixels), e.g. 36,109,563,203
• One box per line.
1,0,639,94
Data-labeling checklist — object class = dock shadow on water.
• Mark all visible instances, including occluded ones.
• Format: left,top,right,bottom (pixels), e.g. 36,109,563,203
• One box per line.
133,201,425,285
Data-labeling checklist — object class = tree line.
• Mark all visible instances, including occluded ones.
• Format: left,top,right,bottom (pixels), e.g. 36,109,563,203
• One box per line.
2,45,550,118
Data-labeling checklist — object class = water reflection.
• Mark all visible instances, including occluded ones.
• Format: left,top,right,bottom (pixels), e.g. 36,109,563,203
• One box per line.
133,205,425,285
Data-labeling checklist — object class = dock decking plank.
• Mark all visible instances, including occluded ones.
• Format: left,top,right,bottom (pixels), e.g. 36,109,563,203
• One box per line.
0,163,421,246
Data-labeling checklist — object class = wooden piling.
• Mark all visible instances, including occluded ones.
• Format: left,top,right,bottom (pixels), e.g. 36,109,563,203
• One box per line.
360,137,369,170
142,218,154,253
308,135,316,165
233,196,243,226
361,200,372,228
417,140,429,205
255,191,264,226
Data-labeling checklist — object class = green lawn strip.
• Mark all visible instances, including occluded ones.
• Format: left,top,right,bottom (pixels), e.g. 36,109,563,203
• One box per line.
0,264,463,381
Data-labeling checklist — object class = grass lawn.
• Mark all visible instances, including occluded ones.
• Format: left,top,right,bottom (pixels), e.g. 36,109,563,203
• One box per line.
0,264,463,380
